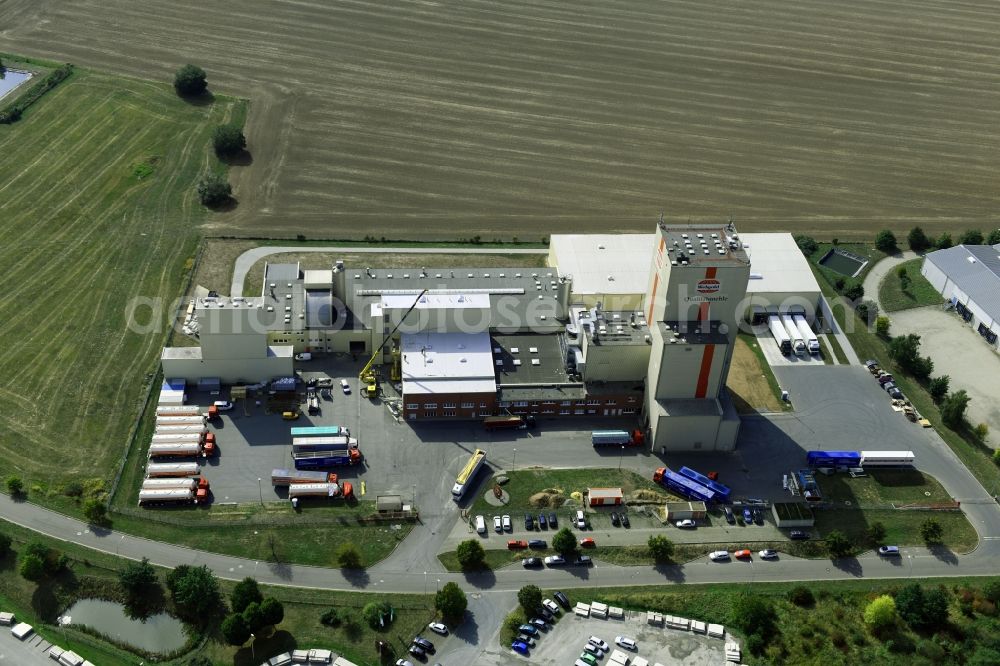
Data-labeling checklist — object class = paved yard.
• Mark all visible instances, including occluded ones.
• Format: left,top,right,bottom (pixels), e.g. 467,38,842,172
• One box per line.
753,326,825,368
888,306,1000,447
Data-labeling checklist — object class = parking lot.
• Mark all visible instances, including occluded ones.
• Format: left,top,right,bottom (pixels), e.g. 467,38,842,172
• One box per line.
475,605,728,666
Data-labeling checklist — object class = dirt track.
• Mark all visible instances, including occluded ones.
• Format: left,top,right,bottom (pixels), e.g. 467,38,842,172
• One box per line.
4,0,1000,239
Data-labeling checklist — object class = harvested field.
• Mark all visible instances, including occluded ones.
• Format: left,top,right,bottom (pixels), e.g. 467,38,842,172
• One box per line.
4,0,1000,239
0,66,242,499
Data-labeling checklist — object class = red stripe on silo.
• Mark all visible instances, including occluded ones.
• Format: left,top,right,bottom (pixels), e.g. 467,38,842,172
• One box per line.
695,344,716,398
648,274,659,322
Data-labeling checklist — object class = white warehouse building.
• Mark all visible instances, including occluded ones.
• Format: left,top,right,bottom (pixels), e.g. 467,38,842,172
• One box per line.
921,244,1000,351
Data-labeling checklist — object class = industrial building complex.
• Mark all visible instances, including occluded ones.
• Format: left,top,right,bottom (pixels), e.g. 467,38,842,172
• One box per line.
921,243,1000,350
162,222,823,451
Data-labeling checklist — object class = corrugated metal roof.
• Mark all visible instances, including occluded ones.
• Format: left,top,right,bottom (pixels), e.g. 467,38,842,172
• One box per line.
925,244,1000,322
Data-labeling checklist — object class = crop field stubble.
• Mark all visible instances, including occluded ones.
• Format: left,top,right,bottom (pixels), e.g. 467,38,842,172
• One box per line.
4,0,1000,240
0,65,243,497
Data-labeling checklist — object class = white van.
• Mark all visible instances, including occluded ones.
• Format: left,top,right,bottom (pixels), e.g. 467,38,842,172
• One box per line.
475,515,486,534
575,510,587,528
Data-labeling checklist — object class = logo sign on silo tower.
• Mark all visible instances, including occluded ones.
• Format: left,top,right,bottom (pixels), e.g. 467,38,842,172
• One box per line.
697,279,721,294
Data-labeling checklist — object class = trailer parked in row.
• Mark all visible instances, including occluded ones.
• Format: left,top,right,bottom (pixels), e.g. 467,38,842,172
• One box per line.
292,449,362,469
792,314,821,355
139,487,208,506
653,467,717,503
768,315,792,355
591,430,644,447
860,451,915,467
156,414,207,425
155,425,208,435
287,481,353,500
148,441,215,458
289,425,350,438
678,466,731,502
291,436,358,451
271,469,339,486
151,432,206,445
806,450,863,467
155,406,202,417
146,462,200,477
141,477,209,491
780,313,807,356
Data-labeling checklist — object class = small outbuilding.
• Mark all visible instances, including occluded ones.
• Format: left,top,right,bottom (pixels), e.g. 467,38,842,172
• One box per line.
376,495,403,512
587,487,624,506
771,501,815,527
665,501,707,520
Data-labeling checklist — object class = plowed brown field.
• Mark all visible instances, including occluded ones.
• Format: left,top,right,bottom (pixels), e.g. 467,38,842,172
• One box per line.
3,0,1000,239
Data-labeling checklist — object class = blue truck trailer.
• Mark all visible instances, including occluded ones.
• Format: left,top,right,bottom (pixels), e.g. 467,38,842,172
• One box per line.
678,466,732,502
653,467,717,503
806,450,862,467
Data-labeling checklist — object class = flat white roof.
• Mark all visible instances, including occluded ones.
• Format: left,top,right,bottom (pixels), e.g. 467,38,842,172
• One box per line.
400,331,497,395
303,269,333,288
382,293,490,310
550,234,654,296
741,233,822,295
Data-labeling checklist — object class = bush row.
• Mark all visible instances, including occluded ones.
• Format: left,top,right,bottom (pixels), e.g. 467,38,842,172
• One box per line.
0,63,74,124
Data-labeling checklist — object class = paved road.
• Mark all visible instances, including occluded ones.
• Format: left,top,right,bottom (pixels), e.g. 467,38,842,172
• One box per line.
861,250,919,314
231,245,548,296
818,295,861,366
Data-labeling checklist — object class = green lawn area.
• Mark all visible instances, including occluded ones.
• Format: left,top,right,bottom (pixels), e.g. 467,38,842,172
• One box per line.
813,509,977,553
0,57,245,516
823,333,850,365
817,469,953,505
879,258,944,312
815,336,835,365
468,468,678,517
567,577,1000,665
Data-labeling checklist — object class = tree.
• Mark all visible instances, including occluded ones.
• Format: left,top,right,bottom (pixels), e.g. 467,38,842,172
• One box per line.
196,173,232,207
242,601,266,632
825,530,853,558
221,613,251,646
876,229,898,254
230,577,263,614
983,580,1000,603
974,423,989,444
212,124,246,158
929,376,950,403
455,539,486,571
941,390,970,428
865,522,887,545
889,334,922,373
913,355,934,381
908,227,932,252
517,585,542,613
864,595,897,630
361,601,391,629
435,582,467,623
788,585,814,607
174,64,208,97
119,557,158,599
729,593,776,655
834,276,846,292
336,543,362,569
259,597,284,626
857,300,878,325
551,527,577,556
0,533,11,558
844,282,865,301
82,499,107,525
897,266,912,293
166,565,222,625
987,228,1000,246
897,584,949,630
936,232,953,249
920,518,944,545
647,534,674,562
19,553,45,581
959,229,984,245
876,316,891,338
794,235,818,256
5,475,24,496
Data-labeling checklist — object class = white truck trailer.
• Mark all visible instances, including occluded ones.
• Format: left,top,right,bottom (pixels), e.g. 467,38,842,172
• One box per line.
141,477,209,490
146,462,200,477
155,425,208,435
792,314,821,355
156,414,207,425
155,406,203,416
148,442,212,458
768,315,792,355
780,313,807,356
151,433,203,444
138,487,207,506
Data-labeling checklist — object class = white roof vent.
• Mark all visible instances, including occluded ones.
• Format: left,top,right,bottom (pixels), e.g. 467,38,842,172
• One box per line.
967,256,977,264
511,347,519,353
513,359,522,366
387,274,392,279
515,273,522,278
468,273,474,278
460,357,467,363
531,359,540,365
529,347,538,353
496,359,503,366
403,274,409,278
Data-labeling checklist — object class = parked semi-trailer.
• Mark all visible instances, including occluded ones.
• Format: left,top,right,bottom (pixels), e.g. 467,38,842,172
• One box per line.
792,315,821,355
768,315,792,355
156,406,202,416
151,433,203,444
155,424,208,435
148,441,215,458
141,477,209,490
270,469,338,486
860,451,915,467
483,415,535,430
452,449,487,500
806,450,862,467
146,462,200,477
156,414,207,425
287,481,354,500
138,487,208,506
780,313,807,356
653,467,717,503
291,436,359,451
290,425,350,438
678,466,732,502
591,430,644,447
292,449,362,469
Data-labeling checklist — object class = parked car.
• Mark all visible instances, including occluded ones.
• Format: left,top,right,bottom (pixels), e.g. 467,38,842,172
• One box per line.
502,514,512,532
753,507,764,525
742,507,753,523
475,515,486,534
883,381,897,393
282,410,300,420
408,645,425,658
528,539,547,549
340,379,351,394
213,400,234,411
610,512,620,527
517,635,536,647
538,513,547,529
790,530,811,540
522,557,543,568
878,545,901,556
544,555,566,566
518,624,538,636
878,374,894,386
575,510,587,528
412,637,434,653
724,506,735,524
620,513,630,528
511,641,530,655
554,591,571,609
543,598,560,614
579,653,599,666
395,660,414,666
759,549,779,560
709,550,730,561
524,513,534,530
427,622,448,636
493,515,502,533
534,607,553,621
675,519,696,529
529,618,548,630
573,555,593,566
734,549,752,559
320,388,331,399
587,637,610,652
507,540,528,549
889,388,904,400
615,636,637,651
549,512,558,528
583,643,605,658
579,537,595,548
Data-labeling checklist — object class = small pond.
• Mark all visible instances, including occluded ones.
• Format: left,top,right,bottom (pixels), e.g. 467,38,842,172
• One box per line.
0,69,33,102
63,599,188,654
818,248,868,277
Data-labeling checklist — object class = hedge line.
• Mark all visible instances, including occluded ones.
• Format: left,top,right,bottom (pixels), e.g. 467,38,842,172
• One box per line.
0,63,74,124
